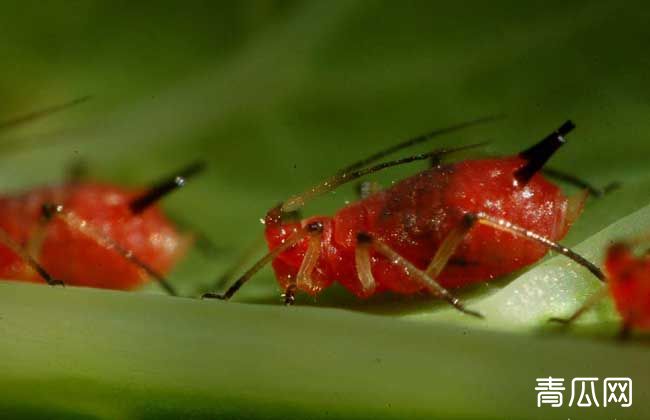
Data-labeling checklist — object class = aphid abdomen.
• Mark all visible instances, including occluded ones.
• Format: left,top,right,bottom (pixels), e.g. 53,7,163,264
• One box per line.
437,156,576,286
336,156,576,292
0,183,186,290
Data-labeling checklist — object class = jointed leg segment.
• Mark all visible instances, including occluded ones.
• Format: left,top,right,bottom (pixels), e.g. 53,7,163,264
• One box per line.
281,221,324,306
356,231,483,318
0,228,62,286
549,285,609,325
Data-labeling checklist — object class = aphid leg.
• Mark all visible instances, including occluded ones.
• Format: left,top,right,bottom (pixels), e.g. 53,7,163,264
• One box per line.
354,233,377,294
42,204,179,295
542,168,621,198
474,212,606,282
129,161,206,214
203,228,310,301
0,228,63,286
296,222,324,294
282,283,297,306
425,214,478,279
356,232,483,318
548,286,610,325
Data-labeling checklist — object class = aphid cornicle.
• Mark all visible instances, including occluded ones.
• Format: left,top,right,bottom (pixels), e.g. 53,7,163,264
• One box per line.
205,119,607,316
552,239,650,337
0,99,200,295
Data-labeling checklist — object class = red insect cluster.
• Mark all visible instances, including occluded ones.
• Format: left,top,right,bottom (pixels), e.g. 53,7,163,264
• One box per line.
206,119,605,316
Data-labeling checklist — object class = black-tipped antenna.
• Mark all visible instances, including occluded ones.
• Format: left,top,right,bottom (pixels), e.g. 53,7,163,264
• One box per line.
281,142,488,213
130,161,206,214
340,114,503,173
514,120,575,185
0,96,92,132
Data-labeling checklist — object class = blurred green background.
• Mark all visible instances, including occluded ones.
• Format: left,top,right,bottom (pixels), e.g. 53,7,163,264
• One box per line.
1,1,650,419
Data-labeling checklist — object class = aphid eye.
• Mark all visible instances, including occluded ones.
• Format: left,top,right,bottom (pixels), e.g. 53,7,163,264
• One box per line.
41,203,64,220
306,221,324,233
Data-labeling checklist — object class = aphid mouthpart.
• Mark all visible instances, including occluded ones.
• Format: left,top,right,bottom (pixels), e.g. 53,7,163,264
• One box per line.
129,160,206,214
514,120,575,185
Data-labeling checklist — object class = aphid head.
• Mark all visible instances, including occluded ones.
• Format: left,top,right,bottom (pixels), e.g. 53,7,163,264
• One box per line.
514,120,575,185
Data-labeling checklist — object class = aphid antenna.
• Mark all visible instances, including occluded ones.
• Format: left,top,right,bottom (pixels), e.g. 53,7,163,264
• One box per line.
340,114,504,174
129,161,206,214
548,286,610,325
514,120,575,185
203,229,311,300
0,95,92,132
281,142,489,213
209,238,267,292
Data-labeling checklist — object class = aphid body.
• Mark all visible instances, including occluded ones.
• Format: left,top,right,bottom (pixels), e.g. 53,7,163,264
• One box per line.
209,119,606,316
0,98,200,294
266,154,581,297
0,183,187,290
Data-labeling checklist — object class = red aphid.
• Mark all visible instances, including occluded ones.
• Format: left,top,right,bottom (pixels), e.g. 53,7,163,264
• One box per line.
266,155,583,297
209,120,605,316
0,182,188,291
0,98,197,294
605,241,650,330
